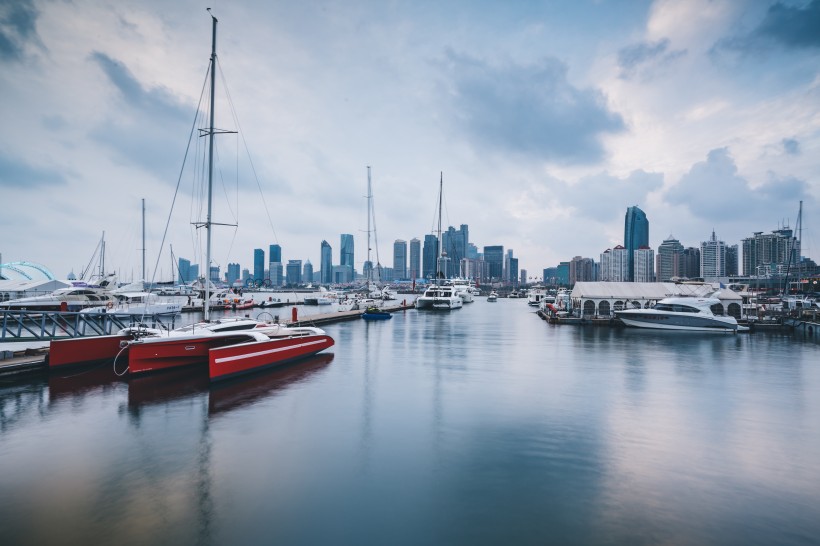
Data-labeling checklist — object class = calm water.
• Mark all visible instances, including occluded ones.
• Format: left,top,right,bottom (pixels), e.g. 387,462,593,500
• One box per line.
1,299,819,545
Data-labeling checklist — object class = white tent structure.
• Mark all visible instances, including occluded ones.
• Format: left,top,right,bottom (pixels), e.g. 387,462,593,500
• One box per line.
570,282,743,319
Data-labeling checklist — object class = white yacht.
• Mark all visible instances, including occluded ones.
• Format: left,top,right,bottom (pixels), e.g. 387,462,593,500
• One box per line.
487,291,498,302
616,293,744,332
415,285,463,310
81,291,182,316
445,279,475,303
0,274,119,311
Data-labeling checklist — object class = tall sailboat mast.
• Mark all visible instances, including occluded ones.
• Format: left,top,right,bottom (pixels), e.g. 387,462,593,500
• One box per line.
204,10,218,321
366,166,372,294
437,172,443,281
141,198,146,282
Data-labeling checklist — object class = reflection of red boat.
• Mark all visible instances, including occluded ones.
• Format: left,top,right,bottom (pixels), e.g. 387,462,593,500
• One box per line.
209,331,335,381
127,367,209,408
209,353,333,415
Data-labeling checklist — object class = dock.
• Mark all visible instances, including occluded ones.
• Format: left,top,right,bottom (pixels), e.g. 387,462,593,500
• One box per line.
0,301,415,378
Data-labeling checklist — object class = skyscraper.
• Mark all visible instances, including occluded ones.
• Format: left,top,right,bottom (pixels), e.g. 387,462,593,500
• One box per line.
484,245,504,281
624,206,649,282
393,240,407,280
634,247,655,282
657,235,684,281
442,224,469,276
178,257,191,284
422,234,438,279
286,260,302,285
700,230,726,279
409,238,421,280
269,244,282,263
303,260,313,283
600,246,629,281
227,262,240,286
340,234,354,270
253,248,265,283
320,240,332,284
741,228,798,276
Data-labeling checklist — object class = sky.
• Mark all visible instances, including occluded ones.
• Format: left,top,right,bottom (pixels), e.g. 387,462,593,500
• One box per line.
1,0,818,282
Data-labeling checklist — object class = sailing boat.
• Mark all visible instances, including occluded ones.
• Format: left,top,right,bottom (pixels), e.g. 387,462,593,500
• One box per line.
360,167,392,321
51,13,335,379
415,173,463,310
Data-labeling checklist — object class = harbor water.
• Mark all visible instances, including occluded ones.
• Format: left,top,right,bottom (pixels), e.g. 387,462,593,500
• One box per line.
1,299,819,545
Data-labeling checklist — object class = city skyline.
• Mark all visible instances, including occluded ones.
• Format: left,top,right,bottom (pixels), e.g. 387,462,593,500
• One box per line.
1,1,817,280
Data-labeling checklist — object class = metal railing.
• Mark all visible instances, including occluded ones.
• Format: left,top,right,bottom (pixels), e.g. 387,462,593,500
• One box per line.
0,310,178,341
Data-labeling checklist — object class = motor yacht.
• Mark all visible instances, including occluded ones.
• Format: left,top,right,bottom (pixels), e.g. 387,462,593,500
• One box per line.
416,284,463,310
615,293,744,332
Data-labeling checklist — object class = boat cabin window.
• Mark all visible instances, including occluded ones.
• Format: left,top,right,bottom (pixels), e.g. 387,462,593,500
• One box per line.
653,303,700,313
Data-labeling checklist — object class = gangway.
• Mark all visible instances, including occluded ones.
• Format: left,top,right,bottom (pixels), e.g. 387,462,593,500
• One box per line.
0,310,178,341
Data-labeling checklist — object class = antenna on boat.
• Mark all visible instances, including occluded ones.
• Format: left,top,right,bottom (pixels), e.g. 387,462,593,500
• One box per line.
437,172,443,281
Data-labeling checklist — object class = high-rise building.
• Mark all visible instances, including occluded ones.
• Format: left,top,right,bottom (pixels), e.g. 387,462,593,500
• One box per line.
422,234,438,279
657,235,684,281
393,240,407,280
557,262,570,285
340,234,354,270
320,240,333,284
253,248,265,283
543,267,559,285
520,269,528,286
409,238,421,280
286,260,302,285
269,263,283,286
509,257,519,286
504,249,514,283
726,245,738,276
624,206,649,282
634,247,655,282
442,224,469,276
700,230,726,279
227,262,240,286
741,228,798,276
600,246,629,281
178,257,192,283
209,265,220,283
484,245,504,281
269,244,282,264
570,256,596,284
303,260,313,283
682,247,701,279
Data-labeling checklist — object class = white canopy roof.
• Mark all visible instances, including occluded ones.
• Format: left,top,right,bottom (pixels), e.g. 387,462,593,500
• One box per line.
571,282,741,301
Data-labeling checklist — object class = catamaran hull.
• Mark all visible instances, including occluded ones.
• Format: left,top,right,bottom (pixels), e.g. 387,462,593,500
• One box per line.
127,334,260,375
209,335,335,381
49,334,132,368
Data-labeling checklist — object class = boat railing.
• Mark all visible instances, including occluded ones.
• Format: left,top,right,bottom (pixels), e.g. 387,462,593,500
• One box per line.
0,310,177,341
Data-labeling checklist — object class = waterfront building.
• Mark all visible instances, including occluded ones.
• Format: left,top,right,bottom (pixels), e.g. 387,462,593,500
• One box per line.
741,228,798,276
509,257,519,287
253,249,265,283
269,244,282,264
557,262,570,286
442,225,469,276
241,268,251,284
320,240,332,284
543,267,559,285
467,243,479,260
682,247,701,279
701,230,726,280
178,257,195,284
624,206,649,282
657,236,684,282
226,263,240,286
340,234,354,271
393,240,407,280
634,246,655,282
461,258,481,281
409,238,421,280
269,262,283,286
333,264,354,284
726,245,738,277
484,245,504,282
209,265,220,283
570,256,596,284
286,260,302,285
303,260,313,283
422,234,438,279
600,246,629,282
520,269,528,286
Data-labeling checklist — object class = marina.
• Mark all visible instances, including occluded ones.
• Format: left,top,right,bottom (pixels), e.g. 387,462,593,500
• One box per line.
1,298,819,545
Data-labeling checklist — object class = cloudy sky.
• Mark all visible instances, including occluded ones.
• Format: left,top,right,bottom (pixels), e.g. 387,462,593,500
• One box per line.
1,0,818,281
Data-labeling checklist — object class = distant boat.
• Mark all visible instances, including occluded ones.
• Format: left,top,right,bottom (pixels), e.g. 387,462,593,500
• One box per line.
487,291,498,302
615,293,745,333
81,291,182,316
361,307,392,320
0,274,119,311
